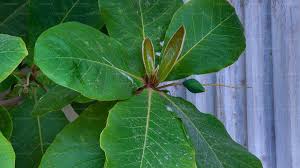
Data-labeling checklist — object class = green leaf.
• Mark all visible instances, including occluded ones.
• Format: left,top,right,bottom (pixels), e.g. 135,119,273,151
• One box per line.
161,94,262,168
35,22,144,101
164,0,246,80
100,89,196,168
99,0,183,71
29,0,104,57
0,34,28,83
10,98,68,168
183,79,205,93
73,95,94,104
0,75,17,92
142,38,155,77
0,0,28,38
39,101,115,168
158,26,185,82
0,131,15,168
32,85,80,116
0,106,13,139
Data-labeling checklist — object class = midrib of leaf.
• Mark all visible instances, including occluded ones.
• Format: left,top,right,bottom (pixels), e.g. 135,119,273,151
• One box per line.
0,1,29,26
176,12,235,65
138,0,145,39
41,56,143,81
159,92,225,168
139,89,152,168
60,0,80,23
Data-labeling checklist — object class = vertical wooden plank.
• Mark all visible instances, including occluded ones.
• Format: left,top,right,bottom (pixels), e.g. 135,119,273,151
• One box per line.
244,0,276,168
271,0,300,168
186,75,217,115
215,0,248,147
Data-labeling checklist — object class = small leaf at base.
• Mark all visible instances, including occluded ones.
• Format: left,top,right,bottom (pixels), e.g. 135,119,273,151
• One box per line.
183,79,205,93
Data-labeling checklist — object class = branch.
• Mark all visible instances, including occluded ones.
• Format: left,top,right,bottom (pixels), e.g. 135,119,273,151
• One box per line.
0,96,23,106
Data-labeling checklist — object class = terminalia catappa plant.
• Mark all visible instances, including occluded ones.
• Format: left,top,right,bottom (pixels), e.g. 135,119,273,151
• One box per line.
0,0,263,167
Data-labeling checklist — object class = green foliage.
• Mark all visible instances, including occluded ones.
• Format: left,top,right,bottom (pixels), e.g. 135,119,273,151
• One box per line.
183,79,205,93
10,98,68,168
32,85,80,116
0,34,28,83
0,0,262,168
100,89,195,168
0,131,15,168
39,102,115,168
0,106,13,139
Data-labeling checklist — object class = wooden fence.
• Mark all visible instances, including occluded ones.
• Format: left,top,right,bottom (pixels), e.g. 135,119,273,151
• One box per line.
172,0,300,167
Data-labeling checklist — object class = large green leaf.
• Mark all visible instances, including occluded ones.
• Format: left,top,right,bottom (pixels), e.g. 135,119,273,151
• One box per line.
161,94,262,168
39,101,115,168
10,98,68,168
164,0,246,80
100,89,196,168
32,85,80,116
0,131,15,168
99,0,183,72
0,0,28,38
35,22,144,101
29,0,104,52
0,106,13,139
0,34,28,82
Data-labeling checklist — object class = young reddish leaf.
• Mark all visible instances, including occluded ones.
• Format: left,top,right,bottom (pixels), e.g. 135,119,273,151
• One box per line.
158,26,186,82
142,38,155,77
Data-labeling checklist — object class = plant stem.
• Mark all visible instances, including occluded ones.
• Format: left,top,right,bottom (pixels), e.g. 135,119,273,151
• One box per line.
0,96,22,106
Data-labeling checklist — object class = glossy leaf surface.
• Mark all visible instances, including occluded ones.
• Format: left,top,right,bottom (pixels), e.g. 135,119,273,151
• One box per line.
35,22,144,101
158,26,185,82
101,89,196,168
0,131,15,168
32,85,80,116
99,0,183,72
39,102,115,168
0,106,13,139
10,99,68,168
142,38,155,77
0,34,28,82
165,0,245,80
183,79,205,93
161,94,262,168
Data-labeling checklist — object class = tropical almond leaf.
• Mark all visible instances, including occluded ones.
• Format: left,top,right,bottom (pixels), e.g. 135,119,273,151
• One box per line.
0,0,28,38
100,89,196,168
34,22,144,101
183,79,205,93
39,101,115,168
32,85,80,116
0,106,13,139
29,0,104,52
161,94,263,168
164,0,246,80
0,131,15,168
99,0,183,72
0,34,28,83
142,38,155,77
158,26,185,82
10,98,68,168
